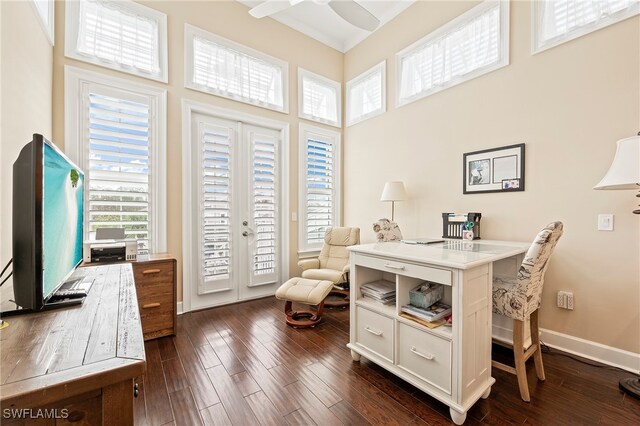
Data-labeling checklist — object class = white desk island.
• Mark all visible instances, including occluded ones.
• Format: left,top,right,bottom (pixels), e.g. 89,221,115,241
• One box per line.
347,240,530,425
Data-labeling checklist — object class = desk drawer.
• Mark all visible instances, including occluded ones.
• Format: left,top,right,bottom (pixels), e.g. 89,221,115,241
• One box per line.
133,261,174,286
397,322,451,394
355,306,394,362
355,254,451,285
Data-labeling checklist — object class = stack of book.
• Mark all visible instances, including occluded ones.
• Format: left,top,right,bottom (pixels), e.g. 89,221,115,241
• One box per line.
401,301,452,323
361,280,396,305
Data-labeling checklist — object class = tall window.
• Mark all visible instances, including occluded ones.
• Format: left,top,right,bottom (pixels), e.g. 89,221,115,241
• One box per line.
65,0,168,82
346,61,386,126
65,67,167,252
298,68,342,128
299,124,341,253
396,0,509,107
185,24,289,113
533,0,639,53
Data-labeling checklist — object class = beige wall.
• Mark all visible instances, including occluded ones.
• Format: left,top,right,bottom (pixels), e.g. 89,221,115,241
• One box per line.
0,0,53,295
344,1,640,353
52,1,343,301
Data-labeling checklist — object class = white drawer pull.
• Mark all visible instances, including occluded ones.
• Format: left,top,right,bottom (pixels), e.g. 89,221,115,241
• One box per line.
364,326,383,336
383,263,405,271
411,346,434,360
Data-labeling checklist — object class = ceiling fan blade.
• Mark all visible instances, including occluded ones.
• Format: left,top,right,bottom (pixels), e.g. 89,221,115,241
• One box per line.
249,0,297,19
328,0,380,31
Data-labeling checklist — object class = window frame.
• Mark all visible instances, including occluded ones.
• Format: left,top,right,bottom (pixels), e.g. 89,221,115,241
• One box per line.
395,0,510,108
31,0,54,45
531,0,640,54
298,68,342,128
184,24,290,114
298,123,342,255
346,60,386,127
64,65,167,253
64,0,168,83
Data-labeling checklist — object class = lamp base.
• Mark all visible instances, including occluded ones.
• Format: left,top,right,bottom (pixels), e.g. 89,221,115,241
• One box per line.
619,377,640,399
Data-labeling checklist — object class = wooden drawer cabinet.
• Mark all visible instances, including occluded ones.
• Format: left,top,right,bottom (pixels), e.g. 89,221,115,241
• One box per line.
132,255,177,341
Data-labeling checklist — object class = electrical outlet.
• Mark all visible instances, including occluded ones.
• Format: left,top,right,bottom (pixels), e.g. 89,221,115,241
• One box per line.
598,214,614,231
292,212,297,222
566,292,574,310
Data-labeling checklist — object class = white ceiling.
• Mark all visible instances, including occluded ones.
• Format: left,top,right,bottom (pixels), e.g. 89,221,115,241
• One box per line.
238,0,415,52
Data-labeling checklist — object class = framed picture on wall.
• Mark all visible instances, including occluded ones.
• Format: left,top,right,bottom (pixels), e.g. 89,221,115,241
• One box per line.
463,143,525,194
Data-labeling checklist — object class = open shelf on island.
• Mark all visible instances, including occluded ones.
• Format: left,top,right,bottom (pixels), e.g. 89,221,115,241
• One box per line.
356,296,396,316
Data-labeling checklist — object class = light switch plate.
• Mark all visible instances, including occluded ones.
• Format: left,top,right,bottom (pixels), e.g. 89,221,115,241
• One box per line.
597,214,614,231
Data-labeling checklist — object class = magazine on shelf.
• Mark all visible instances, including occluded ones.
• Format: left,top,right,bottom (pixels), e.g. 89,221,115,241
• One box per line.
400,302,452,322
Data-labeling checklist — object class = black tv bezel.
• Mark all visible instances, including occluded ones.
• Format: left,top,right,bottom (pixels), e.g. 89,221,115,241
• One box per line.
11,134,85,311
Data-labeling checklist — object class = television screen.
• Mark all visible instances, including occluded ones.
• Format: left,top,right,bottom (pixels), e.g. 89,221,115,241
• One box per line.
42,143,84,300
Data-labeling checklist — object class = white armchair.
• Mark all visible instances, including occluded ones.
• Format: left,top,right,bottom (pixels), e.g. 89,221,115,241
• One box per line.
298,227,360,306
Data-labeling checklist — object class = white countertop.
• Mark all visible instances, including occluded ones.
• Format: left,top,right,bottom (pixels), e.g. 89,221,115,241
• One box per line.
348,239,531,269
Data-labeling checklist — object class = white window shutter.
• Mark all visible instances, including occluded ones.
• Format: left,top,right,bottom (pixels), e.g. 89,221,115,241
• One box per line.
86,91,151,248
346,61,386,126
185,25,289,113
249,130,279,285
298,68,342,127
534,0,639,53
66,0,167,82
199,122,233,286
299,124,341,253
397,0,509,106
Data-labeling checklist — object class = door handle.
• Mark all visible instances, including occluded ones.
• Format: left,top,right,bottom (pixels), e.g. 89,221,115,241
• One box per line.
242,231,249,237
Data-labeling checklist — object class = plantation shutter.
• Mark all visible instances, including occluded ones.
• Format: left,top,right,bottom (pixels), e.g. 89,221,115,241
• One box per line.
347,63,384,125
301,72,340,125
76,0,161,77
536,0,639,51
248,128,279,287
304,134,336,248
86,90,151,249
191,35,285,111
398,1,505,104
199,119,234,292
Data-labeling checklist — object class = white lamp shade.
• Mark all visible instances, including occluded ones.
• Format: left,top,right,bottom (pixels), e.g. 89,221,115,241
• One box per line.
594,136,640,190
380,181,407,201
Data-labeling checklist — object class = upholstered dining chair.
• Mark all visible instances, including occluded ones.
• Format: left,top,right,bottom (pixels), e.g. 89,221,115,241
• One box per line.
298,227,360,307
373,218,403,242
492,221,564,402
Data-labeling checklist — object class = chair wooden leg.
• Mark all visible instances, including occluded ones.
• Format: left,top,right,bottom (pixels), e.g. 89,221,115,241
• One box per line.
530,310,545,381
513,318,531,402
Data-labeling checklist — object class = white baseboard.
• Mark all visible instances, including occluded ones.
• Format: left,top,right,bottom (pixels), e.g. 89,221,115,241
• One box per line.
539,328,640,375
177,301,184,315
493,319,640,374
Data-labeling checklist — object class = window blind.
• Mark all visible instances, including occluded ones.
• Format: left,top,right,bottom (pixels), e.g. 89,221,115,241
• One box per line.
304,136,336,247
251,134,278,277
534,0,639,52
200,124,233,282
397,1,507,106
300,70,340,126
87,92,151,249
189,28,286,112
71,0,165,80
347,61,385,126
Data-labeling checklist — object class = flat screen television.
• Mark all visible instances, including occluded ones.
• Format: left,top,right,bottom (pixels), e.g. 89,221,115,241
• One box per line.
12,134,84,311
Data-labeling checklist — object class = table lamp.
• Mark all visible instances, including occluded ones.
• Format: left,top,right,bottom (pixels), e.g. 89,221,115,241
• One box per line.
593,133,640,399
380,181,407,221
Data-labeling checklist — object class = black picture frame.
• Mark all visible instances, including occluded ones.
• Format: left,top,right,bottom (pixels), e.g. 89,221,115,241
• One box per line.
463,143,525,194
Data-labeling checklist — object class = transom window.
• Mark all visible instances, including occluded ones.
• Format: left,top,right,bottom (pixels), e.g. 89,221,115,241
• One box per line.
298,68,342,128
65,0,168,82
346,61,386,126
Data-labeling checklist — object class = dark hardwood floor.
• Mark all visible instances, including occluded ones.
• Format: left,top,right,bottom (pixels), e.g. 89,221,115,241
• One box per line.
134,297,640,425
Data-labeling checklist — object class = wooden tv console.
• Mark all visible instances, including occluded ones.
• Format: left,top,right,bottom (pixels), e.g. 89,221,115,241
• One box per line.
0,263,145,425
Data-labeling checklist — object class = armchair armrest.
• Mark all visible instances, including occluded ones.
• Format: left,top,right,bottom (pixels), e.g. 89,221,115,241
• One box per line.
342,264,350,274
298,258,320,271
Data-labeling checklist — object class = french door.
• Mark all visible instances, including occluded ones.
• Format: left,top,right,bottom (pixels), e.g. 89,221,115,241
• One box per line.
185,110,286,310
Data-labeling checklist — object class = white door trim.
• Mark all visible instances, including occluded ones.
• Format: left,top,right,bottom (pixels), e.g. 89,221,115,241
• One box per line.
181,99,290,313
